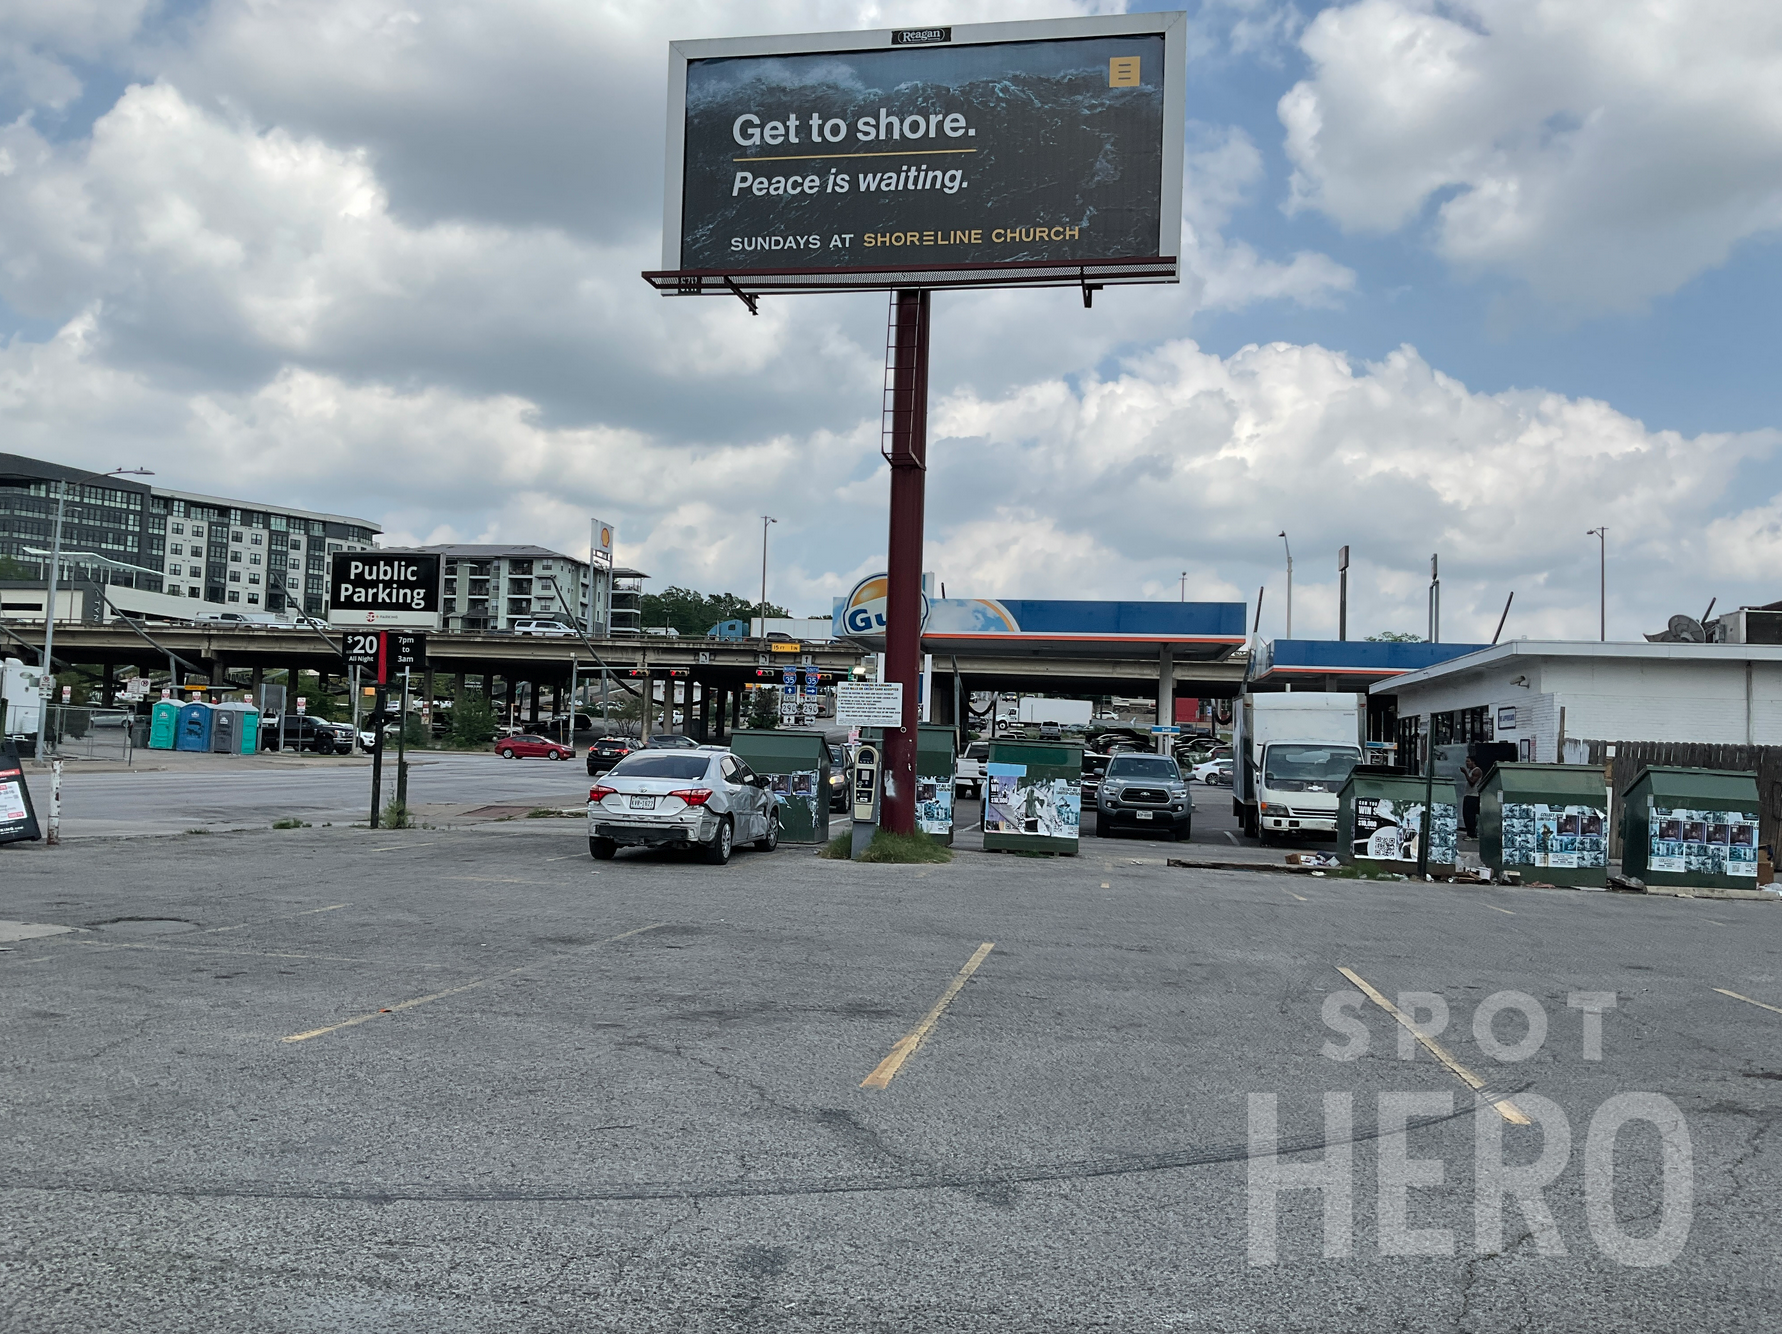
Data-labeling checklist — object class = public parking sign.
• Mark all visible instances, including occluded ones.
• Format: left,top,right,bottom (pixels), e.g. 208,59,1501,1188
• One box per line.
327,552,442,628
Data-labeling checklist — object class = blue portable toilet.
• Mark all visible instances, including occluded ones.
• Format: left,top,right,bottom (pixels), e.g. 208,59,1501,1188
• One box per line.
176,702,214,752
149,699,180,750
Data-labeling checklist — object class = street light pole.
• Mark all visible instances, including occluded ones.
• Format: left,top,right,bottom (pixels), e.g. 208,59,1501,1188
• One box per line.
1586,527,1606,641
1179,571,1187,603
759,515,777,629
1284,536,1294,638
35,466,153,764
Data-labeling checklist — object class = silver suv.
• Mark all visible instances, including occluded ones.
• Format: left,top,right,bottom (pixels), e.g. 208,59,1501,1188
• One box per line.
1094,753,1193,841
588,748,778,864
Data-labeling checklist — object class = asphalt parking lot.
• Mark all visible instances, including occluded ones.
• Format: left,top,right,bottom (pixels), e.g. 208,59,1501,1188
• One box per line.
2,818,1779,1332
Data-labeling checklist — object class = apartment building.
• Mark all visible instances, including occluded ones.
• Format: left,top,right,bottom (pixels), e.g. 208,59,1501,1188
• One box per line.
423,544,642,635
0,453,379,619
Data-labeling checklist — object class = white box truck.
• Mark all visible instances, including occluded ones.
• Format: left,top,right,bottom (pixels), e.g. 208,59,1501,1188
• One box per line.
1232,693,1365,841
1,657,44,744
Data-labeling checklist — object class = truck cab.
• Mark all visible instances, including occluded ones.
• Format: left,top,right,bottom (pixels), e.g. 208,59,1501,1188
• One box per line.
1233,693,1365,841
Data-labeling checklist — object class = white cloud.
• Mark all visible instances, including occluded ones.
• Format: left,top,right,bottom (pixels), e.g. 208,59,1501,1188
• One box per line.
1279,0,1782,310
0,0,153,111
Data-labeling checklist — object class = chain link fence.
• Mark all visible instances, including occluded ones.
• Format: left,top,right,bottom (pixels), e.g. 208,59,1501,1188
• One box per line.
41,706,136,763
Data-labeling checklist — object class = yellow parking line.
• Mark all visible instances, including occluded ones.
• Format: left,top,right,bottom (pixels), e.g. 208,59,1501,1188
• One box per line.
281,922,668,1043
1285,888,1309,903
862,943,995,1089
1714,987,1782,1016
1336,966,1530,1125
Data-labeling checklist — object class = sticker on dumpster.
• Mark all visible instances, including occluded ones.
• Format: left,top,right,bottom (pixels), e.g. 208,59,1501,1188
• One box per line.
985,763,1028,778
1501,802,1606,869
984,774,1079,838
1648,803,1757,876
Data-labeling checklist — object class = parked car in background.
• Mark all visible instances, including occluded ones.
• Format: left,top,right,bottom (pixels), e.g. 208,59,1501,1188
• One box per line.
1202,759,1233,787
587,748,778,864
1190,756,1233,784
646,734,701,750
512,619,577,637
954,741,988,798
586,735,636,776
261,715,345,754
1081,751,1111,806
828,744,850,812
496,734,574,761
1095,753,1193,840
358,722,399,752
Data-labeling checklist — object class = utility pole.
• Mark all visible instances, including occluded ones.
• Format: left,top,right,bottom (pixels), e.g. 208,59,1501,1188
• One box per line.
1179,571,1187,603
1598,529,1607,641
759,515,777,628
1428,554,1441,643
1278,532,1293,638
1337,546,1349,641
35,466,153,765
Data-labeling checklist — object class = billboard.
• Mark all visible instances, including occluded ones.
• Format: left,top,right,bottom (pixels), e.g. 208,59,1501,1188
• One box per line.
651,14,1185,294
327,552,442,629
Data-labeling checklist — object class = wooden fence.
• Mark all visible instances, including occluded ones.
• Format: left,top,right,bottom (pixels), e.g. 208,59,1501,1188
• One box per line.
1576,739,1782,861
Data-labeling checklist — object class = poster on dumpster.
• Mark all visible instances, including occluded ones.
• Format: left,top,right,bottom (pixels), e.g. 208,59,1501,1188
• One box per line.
916,777,954,836
1501,802,1606,869
1352,797,1457,865
984,773,1079,838
1648,804,1758,876
769,771,822,834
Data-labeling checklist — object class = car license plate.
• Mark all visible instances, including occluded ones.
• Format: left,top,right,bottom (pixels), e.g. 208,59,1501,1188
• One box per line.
628,795,656,810
1136,810,1154,820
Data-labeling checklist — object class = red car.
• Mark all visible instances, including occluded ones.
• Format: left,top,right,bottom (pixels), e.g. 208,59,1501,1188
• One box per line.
494,734,574,761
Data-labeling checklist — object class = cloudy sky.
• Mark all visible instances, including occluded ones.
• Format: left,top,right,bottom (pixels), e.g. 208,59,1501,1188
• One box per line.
3,1,1780,642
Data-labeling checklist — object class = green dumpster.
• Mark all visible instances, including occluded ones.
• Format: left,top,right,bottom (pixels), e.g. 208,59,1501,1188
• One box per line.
1622,766,1761,891
148,698,179,750
729,729,829,844
862,724,957,845
1337,769,1458,874
983,739,1082,855
1480,763,1609,887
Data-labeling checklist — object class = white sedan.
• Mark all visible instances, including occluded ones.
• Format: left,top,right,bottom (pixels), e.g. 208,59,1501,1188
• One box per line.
1190,757,1233,784
587,747,778,864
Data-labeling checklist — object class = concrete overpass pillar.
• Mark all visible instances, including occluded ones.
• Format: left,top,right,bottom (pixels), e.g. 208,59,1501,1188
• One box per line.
101,662,116,708
699,682,711,741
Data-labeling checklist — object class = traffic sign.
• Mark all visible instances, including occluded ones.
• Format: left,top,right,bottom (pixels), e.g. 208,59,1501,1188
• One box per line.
1150,725,1180,734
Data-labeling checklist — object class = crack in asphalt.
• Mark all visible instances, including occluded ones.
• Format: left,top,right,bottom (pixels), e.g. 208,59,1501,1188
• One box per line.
1,1091,1524,1205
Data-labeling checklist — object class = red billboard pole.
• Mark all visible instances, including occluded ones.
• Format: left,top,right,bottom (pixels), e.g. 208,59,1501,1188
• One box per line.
880,288,930,836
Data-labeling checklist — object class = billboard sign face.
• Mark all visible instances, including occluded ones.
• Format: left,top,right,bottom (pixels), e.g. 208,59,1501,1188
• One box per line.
653,14,1185,294
327,553,442,629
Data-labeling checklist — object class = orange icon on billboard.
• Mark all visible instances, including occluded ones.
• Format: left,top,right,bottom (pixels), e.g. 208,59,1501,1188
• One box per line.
1108,56,1140,87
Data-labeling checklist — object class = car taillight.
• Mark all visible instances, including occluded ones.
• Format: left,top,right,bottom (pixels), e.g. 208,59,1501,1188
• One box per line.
669,787,713,806
589,785,616,802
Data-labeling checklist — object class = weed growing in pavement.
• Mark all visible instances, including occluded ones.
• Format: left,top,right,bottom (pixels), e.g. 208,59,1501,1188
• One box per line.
380,801,412,830
271,818,311,830
185,829,210,835
820,833,851,859
854,831,952,864
526,807,576,819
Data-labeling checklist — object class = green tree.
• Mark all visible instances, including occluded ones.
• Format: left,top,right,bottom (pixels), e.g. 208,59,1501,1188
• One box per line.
1366,631,1425,643
449,692,498,748
745,688,781,730
0,555,37,580
638,586,791,637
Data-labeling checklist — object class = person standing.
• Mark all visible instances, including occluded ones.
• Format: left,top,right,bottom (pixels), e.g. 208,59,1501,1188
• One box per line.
1462,756,1485,839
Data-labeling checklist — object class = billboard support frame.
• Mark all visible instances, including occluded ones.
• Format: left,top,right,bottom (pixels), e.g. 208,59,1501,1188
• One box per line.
651,13,1185,832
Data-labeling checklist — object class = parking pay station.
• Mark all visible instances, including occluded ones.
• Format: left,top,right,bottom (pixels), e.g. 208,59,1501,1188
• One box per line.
851,743,881,858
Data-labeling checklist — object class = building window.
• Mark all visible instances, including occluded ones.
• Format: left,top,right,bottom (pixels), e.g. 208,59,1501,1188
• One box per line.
289,557,301,570
187,586,199,598
230,550,242,563
249,552,261,565
443,598,456,612
288,534,302,548
191,524,205,537
171,523,185,536
250,532,263,546
509,559,533,575
170,543,183,556
227,590,240,603
229,570,241,583
247,593,260,605
248,573,261,586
